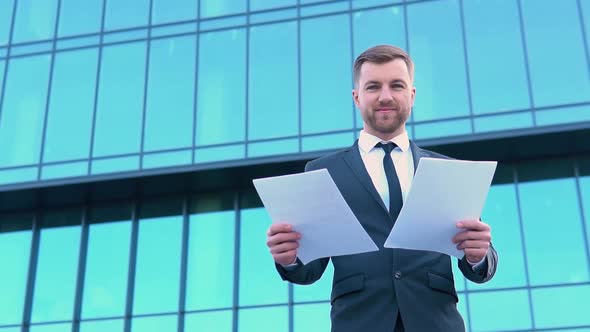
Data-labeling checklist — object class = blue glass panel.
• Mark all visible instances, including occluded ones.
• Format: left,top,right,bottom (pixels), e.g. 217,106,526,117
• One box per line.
58,0,102,37
0,54,50,168
451,260,465,292
300,2,348,17
238,306,288,332
80,319,124,332
29,323,72,332
151,22,195,38
145,35,195,152
186,210,235,310
0,59,4,95
131,315,177,332
12,0,57,43
82,221,131,318
469,289,532,331
0,230,31,325
301,132,353,152
293,303,331,332
185,310,232,332
0,328,20,332
463,0,531,114
134,215,182,314
408,0,470,121
249,22,298,140
102,28,148,44
581,175,590,253
31,225,81,322
521,0,590,106
91,156,140,175
293,263,333,302
250,9,297,24
352,0,403,10
44,48,98,162
41,161,87,180
532,285,590,328
199,16,246,31
536,105,590,126
300,15,353,134
0,1,14,46
94,42,146,158
10,41,52,56
300,0,331,4
196,29,246,146
413,119,471,140
519,178,589,285
250,0,295,12
200,0,246,19
194,144,245,164
456,293,468,330
142,150,191,169
248,138,299,158
473,112,533,133
56,36,100,51
469,184,527,290
152,0,198,24
584,1,590,63
0,167,37,185
239,208,288,306
104,0,149,31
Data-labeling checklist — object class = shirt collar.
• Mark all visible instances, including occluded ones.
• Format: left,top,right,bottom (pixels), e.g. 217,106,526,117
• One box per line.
358,129,410,153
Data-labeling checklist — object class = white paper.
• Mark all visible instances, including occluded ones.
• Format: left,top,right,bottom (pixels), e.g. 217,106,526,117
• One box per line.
384,158,497,258
253,169,379,264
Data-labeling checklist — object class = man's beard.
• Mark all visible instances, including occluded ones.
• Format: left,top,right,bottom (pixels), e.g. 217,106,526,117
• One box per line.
365,106,410,136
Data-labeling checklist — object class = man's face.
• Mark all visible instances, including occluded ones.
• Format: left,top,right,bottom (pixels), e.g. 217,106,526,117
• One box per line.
352,59,415,140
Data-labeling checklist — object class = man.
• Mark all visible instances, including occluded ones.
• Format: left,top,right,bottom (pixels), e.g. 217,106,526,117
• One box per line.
266,45,498,332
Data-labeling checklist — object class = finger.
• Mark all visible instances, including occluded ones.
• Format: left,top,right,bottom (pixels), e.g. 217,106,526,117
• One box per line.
267,223,293,236
266,232,301,247
270,241,299,255
456,220,490,232
456,240,490,250
453,230,491,243
464,248,487,260
272,250,298,265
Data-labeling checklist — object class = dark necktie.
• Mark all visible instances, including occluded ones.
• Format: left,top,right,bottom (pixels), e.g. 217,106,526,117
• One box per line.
375,142,403,221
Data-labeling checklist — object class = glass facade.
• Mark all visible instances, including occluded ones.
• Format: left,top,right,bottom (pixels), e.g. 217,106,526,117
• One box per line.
1,0,590,331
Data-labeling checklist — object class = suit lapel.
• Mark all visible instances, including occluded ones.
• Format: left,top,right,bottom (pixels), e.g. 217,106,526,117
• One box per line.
409,140,423,174
343,140,389,213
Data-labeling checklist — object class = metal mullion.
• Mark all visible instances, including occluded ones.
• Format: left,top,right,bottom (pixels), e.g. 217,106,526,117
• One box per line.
573,159,590,279
347,0,356,134
244,0,251,158
577,0,590,86
36,0,63,180
139,0,155,170
402,0,415,139
72,206,90,332
21,212,42,332
516,0,536,126
124,200,140,332
191,0,200,163
177,195,190,332
296,0,302,153
458,0,475,135
232,192,242,332
0,0,18,126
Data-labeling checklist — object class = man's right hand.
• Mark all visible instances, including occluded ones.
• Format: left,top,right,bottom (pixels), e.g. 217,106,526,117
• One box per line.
266,223,301,266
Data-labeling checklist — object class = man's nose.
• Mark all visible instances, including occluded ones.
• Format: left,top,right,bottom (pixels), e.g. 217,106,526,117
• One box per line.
378,88,393,102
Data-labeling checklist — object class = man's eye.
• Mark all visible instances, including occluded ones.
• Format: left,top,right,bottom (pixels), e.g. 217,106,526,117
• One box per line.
366,85,378,90
391,84,404,89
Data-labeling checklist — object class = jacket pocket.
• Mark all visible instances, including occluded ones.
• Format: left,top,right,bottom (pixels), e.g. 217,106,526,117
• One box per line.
330,273,365,304
427,272,458,303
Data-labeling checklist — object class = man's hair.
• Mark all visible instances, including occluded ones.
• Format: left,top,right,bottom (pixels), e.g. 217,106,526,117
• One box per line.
353,45,414,86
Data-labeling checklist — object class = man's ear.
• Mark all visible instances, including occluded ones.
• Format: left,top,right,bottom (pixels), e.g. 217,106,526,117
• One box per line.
352,89,360,108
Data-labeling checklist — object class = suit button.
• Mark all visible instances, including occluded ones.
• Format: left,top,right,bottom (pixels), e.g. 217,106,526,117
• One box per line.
394,271,402,279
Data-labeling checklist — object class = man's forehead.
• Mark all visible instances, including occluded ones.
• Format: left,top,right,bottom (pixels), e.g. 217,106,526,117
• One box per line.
359,60,411,82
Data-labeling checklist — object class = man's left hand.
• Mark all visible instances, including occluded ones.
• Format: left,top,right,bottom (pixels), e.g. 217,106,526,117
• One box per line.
453,219,492,264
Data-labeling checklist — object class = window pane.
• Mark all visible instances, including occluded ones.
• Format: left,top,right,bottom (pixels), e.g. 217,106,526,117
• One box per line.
186,210,234,310
80,319,124,332
41,161,87,180
94,42,146,158
532,285,590,328
250,0,295,11
293,303,330,332
0,54,51,167
0,167,37,185
196,29,246,146
12,0,57,43
521,0,590,106
518,178,589,285
82,220,131,318
239,208,288,306
473,112,533,133
44,48,98,162
0,229,32,325
58,0,102,37
0,1,14,45
91,156,140,175
152,0,197,24
142,150,191,169
200,0,246,18
104,0,149,31
408,0,470,121
194,144,245,164
469,289,532,331
469,184,527,290
293,263,333,302
238,306,288,332
301,132,353,152
463,0,530,114
131,315,177,332
248,138,299,158
134,214,182,314
248,22,298,140
301,15,353,135
145,35,195,152
31,224,81,322
29,323,72,332
185,310,232,332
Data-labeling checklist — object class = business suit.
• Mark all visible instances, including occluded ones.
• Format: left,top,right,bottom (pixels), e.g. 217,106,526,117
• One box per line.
275,140,498,332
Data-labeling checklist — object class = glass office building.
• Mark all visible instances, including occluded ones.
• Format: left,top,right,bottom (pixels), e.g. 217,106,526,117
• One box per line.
0,0,589,330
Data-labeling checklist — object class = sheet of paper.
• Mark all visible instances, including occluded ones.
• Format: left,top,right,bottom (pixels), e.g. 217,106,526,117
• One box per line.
253,169,378,265
384,158,497,258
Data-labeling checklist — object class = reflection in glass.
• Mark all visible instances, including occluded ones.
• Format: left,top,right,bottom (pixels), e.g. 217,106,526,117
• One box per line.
12,0,57,43
44,48,98,163
0,230,31,325
238,306,288,332
58,0,102,37
185,310,232,332
0,55,50,167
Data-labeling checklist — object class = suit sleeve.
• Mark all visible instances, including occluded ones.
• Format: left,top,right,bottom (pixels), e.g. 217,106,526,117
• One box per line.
458,242,498,283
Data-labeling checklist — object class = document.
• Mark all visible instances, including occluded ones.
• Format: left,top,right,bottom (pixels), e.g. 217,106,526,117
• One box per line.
384,158,497,258
253,169,379,264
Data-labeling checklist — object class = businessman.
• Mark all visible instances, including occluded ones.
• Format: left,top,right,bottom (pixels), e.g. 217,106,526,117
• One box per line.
266,45,498,331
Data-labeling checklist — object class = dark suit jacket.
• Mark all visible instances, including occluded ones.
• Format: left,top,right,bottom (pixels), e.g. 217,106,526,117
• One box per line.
276,140,498,332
